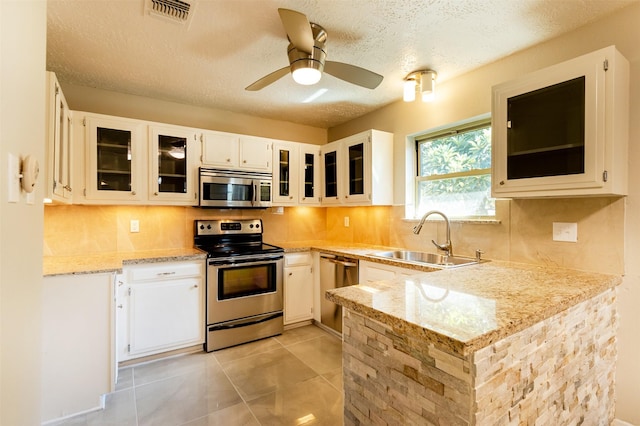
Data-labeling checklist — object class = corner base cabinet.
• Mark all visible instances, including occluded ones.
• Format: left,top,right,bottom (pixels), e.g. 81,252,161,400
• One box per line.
283,252,314,325
117,260,204,362
491,45,629,198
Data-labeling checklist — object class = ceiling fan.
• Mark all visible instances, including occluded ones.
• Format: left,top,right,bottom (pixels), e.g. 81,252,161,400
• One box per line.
245,8,384,91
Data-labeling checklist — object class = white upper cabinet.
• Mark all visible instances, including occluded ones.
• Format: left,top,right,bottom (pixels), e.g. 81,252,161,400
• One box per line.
201,130,239,168
45,72,73,203
321,129,394,206
83,114,145,202
491,45,629,198
273,141,299,205
272,141,321,206
201,131,272,172
148,124,199,205
77,112,200,205
298,143,322,205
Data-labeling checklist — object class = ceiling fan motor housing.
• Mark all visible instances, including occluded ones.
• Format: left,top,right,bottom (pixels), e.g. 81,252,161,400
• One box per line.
287,23,327,74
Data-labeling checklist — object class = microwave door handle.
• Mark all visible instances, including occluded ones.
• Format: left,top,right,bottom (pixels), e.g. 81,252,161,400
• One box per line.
252,181,258,205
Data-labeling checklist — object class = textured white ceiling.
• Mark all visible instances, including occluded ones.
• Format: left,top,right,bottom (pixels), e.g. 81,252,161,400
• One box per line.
47,0,633,128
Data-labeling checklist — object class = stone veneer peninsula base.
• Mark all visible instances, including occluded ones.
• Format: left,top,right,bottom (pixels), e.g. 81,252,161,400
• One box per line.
326,262,619,426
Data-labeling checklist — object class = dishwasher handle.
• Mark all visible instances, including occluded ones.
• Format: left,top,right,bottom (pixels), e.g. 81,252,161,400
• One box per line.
320,254,357,268
328,259,357,267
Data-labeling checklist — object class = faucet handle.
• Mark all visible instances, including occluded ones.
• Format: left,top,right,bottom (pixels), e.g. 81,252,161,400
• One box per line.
475,249,484,262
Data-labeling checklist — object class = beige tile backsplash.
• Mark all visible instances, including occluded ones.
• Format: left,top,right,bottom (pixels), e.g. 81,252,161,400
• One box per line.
44,197,624,274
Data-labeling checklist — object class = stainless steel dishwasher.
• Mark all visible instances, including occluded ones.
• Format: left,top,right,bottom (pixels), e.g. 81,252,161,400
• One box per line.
319,253,359,334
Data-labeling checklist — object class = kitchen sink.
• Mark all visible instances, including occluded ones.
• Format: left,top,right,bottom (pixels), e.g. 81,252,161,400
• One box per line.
369,250,479,268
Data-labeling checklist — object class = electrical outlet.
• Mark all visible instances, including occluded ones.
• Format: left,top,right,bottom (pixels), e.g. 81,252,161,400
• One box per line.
344,216,350,227
130,219,140,233
552,222,577,242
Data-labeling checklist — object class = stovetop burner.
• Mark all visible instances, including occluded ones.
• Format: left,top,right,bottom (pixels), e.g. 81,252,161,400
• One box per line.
194,219,283,258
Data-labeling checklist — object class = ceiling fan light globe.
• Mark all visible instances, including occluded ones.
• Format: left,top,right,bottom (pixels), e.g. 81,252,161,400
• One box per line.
292,67,322,85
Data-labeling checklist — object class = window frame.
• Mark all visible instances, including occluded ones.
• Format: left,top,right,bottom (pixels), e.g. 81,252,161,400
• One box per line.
413,116,494,219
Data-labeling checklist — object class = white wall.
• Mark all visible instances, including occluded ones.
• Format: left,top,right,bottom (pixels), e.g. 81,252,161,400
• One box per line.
329,3,640,423
0,1,47,424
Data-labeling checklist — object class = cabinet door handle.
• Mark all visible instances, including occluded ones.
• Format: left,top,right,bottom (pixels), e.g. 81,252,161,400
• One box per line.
288,272,293,276
192,284,199,289
131,191,137,195
499,181,505,186
226,158,231,162
117,304,123,309
154,192,159,196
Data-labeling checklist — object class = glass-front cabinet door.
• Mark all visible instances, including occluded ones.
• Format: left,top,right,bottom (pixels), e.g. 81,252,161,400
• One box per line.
273,142,298,205
149,125,198,205
321,141,342,205
85,116,143,202
343,136,371,204
299,144,321,205
491,45,629,197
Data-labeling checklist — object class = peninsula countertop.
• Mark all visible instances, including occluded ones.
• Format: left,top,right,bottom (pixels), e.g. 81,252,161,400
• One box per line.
325,260,621,356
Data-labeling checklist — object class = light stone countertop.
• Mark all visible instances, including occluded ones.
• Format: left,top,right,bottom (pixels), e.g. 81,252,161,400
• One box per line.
43,241,621,358
325,260,621,356
43,248,207,276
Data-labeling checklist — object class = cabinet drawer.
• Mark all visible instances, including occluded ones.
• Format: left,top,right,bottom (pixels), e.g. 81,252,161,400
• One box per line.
128,261,203,283
284,252,312,267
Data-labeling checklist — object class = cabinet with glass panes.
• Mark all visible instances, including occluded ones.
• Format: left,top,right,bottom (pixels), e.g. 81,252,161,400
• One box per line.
272,142,321,206
83,114,144,202
321,130,393,206
491,45,629,198
148,125,198,204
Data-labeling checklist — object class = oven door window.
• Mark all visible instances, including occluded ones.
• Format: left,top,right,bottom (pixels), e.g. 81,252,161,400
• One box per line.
202,182,252,202
218,263,276,300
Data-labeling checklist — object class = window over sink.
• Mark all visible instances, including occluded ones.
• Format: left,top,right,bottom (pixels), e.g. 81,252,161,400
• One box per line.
414,117,495,219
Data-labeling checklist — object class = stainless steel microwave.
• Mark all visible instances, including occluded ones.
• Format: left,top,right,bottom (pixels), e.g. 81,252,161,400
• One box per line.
199,168,272,208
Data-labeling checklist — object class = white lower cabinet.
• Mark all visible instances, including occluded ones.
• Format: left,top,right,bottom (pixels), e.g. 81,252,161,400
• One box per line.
284,252,314,325
359,260,423,284
42,272,115,423
117,260,204,361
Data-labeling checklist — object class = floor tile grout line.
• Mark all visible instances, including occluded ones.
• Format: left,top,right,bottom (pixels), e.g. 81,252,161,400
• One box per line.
212,347,264,425
282,335,345,394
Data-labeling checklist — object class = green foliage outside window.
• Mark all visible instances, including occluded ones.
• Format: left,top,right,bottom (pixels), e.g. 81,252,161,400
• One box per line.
416,124,495,217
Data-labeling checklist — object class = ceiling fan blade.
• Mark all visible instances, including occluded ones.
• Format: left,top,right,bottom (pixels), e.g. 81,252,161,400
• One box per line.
278,8,314,54
245,66,290,91
324,61,384,89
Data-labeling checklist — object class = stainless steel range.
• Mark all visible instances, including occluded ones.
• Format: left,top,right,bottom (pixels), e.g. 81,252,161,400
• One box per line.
194,219,284,352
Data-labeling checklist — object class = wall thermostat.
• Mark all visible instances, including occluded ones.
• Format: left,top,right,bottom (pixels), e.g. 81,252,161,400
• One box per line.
20,155,39,193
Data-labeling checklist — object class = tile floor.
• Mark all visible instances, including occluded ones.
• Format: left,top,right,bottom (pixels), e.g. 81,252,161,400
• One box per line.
52,325,344,426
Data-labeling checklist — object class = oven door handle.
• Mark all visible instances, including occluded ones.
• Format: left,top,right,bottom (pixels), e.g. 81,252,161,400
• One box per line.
209,311,283,332
210,258,282,269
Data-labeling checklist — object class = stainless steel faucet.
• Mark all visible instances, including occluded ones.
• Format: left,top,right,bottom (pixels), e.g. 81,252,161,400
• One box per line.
413,210,452,256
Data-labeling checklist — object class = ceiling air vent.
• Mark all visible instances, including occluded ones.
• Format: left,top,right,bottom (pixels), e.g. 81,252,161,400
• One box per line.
144,0,196,27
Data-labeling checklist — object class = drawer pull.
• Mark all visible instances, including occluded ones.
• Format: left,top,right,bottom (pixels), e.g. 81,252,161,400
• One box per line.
158,271,176,276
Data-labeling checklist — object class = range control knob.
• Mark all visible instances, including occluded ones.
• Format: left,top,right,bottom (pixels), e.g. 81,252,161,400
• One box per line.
199,224,205,230
207,224,212,230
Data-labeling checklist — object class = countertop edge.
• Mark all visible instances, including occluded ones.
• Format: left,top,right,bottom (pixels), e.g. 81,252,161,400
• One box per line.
43,250,207,277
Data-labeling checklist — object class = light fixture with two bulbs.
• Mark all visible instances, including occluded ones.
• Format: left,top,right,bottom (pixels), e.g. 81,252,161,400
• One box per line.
403,70,437,102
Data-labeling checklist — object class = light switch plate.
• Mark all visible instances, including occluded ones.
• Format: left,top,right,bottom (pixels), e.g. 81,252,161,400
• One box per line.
553,222,578,242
